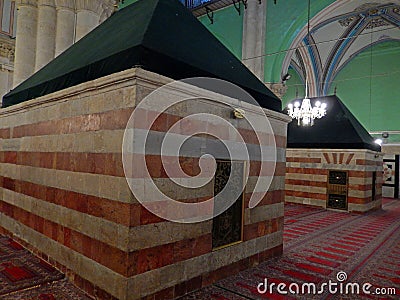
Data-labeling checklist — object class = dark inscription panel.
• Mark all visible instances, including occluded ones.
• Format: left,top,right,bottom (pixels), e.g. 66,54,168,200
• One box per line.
372,171,377,201
212,160,244,249
327,194,347,210
329,171,347,185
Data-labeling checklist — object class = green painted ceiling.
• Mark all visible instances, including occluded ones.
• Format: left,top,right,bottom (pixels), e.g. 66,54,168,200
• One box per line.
119,0,400,137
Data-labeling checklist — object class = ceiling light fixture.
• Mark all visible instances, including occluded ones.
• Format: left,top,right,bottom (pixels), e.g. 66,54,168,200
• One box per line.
287,80,327,126
286,0,327,127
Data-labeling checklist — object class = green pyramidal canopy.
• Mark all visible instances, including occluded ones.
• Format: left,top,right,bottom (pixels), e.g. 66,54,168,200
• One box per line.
286,95,380,152
2,0,281,111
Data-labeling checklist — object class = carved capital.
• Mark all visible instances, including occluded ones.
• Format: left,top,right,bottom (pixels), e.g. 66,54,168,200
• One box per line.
0,62,13,72
0,44,15,61
265,82,288,99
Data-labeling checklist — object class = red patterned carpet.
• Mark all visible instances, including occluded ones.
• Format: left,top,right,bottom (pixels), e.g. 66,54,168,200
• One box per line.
0,236,91,299
181,199,400,299
1,199,399,299
1,280,91,300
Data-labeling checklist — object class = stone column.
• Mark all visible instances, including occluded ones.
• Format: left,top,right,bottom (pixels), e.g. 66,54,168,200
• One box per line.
55,0,75,56
242,0,267,81
0,63,13,105
35,0,57,71
13,0,38,87
0,39,15,105
75,0,103,41
0,66,10,105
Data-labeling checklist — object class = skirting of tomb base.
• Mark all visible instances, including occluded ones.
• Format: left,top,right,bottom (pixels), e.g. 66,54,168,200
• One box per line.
285,149,383,213
0,226,283,300
0,68,290,299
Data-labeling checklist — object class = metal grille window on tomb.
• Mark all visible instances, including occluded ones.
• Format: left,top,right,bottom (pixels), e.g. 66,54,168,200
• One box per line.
327,170,348,210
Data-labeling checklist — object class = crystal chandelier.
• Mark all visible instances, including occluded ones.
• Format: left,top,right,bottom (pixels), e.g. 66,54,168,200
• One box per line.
287,80,327,126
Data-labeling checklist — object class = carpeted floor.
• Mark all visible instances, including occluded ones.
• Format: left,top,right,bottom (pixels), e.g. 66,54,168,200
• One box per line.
0,236,91,299
1,199,399,299
181,199,400,299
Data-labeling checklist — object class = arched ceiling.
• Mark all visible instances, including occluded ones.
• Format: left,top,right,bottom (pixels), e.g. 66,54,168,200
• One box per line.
282,0,400,97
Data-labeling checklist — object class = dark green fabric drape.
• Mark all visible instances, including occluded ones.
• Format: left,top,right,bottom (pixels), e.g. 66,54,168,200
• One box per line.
3,0,281,111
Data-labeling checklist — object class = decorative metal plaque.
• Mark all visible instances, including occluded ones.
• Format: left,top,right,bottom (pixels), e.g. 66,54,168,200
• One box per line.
372,171,377,201
212,160,244,249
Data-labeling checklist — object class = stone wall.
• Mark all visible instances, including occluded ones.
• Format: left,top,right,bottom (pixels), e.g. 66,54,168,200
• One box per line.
285,149,383,213
382,144,400,156
0,68,290,299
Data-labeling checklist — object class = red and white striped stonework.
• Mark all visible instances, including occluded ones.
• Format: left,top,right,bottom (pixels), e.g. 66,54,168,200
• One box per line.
0,69,290,299
285,149,383,213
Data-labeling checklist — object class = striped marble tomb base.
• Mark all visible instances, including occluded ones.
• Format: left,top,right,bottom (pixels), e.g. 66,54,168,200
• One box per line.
285,149,383,213
0,68,290,299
